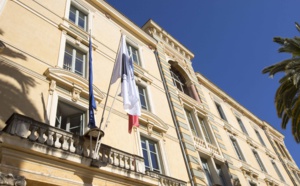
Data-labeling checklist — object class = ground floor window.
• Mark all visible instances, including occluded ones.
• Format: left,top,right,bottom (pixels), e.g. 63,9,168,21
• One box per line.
55,101,86,135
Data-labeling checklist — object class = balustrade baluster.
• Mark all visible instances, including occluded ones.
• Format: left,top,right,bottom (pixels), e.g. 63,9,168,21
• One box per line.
28,125,38,141
46,130,54,146
38,127,46,143
54,133,62,148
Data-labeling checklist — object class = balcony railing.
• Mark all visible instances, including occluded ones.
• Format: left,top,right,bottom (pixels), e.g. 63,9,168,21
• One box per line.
193,136,221,156
3,113,187,185
193,136,206,149
146,171,186,186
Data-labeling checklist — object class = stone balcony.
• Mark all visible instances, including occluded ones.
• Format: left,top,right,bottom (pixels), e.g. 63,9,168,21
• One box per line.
2,113,186,186
193,136,221,157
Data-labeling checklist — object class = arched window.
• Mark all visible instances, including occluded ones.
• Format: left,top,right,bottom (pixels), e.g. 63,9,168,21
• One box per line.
170,66,190,96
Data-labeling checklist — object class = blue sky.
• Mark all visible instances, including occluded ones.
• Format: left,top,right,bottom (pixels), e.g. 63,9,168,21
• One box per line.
106,0,300,167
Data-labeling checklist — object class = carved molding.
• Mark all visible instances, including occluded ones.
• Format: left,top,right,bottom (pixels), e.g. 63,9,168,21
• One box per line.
0,172,26,186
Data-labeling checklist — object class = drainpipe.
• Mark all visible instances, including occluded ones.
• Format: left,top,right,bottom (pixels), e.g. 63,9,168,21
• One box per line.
262,125,297,186
154,50,195,186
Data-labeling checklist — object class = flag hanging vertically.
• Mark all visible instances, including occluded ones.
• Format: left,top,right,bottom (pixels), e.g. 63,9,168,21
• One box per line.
88,33,97,128
111,34,141,133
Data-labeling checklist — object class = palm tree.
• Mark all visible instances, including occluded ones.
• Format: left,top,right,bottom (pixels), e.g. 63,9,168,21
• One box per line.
262,22,300,143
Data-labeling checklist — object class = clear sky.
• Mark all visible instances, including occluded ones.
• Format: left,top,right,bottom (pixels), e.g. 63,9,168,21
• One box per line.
106,0,300,167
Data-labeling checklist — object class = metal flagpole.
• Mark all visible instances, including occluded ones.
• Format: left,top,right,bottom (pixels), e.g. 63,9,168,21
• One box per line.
93,82,121,159
92,33,123,160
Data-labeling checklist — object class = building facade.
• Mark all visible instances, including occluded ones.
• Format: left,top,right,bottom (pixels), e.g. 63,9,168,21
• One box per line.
0,0,299,186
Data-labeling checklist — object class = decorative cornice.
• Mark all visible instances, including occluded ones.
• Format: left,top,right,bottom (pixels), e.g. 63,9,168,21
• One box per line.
44,67,105,103
142,20,194,60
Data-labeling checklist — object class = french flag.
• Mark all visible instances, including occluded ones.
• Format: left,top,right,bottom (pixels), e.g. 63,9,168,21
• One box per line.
111,35,141,133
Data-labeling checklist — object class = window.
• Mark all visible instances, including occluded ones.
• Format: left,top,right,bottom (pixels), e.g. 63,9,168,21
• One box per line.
141,137,161,173
55,101,86,135
127,43,141,65
184,109,200,137
216,164,226,186
254,129,266,147
170,66,189,95
271,160,285,182
201,158,213,186
64,43,86,77
230,137,245,161
252,150,266,172
236,117,248,135
138,85,149,110
69,4,88,31
198,116,212,144
215,102,227,121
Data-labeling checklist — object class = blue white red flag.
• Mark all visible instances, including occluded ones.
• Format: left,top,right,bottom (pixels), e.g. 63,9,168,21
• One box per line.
111,35,141,133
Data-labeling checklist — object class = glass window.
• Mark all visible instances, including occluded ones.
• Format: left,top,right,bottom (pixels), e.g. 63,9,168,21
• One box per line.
64,43,86,77
69,4,87,31
141,137,161,173
198,116,212,144
272,160,285,182
254,129,266,147
169,66,190,96
216,164,226,186
215,102,227,121
126,43,140,65
184,109,200,137
201,158,213,186
55,101,86,135
252,150,266,172
236,117,248,135
138,85,149,110
230,138,245,161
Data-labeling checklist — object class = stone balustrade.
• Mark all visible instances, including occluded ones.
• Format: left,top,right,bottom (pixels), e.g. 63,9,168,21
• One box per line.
193,136,206,149
146,171,187,186
3,113,187,185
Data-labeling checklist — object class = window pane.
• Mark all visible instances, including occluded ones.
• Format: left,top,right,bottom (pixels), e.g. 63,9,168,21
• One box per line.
138,86,148,110
236,117,248,135
64,44,73,71
78,11,86,29
215,102,227,121
199,117,211,143
255,130,266,147
75,51,85,76
201,158,213,186
69,6,76,23
69,114,82,135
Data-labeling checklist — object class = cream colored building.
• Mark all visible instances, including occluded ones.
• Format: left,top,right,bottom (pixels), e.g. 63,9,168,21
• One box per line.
0,0,299,186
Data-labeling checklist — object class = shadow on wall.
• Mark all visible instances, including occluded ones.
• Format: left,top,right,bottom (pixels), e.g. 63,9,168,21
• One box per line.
0,61,41,129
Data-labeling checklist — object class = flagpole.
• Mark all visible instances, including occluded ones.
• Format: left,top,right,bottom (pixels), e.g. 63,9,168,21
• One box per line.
93,82,121,159
98,34,123,130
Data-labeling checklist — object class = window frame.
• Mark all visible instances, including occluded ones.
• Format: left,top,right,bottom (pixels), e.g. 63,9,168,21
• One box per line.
252,150,267,172
230,137,245,161
198,116,212,144
69,4,88,31
137,84,150,111
55,100,87,135
215,102,227,121
271,160,285,182
126,42,141,66
140,136,163,174
254,129,266,147
201,157,213,186
66,0,91,32
236,117,248,135
63,42,87,77
216,164,226,186
184,109,201,138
